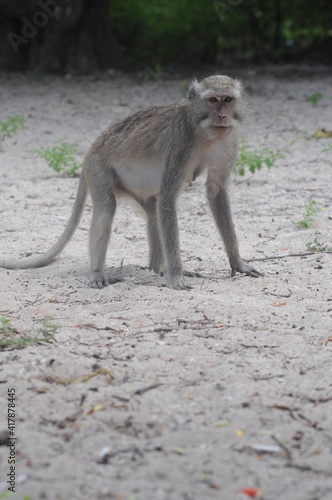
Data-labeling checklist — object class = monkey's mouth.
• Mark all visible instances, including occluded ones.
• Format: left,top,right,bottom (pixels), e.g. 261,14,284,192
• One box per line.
213,125,230,129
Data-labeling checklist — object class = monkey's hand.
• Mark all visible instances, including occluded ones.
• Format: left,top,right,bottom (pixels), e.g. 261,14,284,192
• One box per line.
231,260,263,278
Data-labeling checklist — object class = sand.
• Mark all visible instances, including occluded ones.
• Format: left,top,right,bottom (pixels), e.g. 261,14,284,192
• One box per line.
0,65,331,500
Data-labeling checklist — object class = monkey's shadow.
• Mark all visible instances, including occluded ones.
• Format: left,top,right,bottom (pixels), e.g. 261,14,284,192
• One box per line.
105,264,163,287
76,264,160,289
78,264,227,289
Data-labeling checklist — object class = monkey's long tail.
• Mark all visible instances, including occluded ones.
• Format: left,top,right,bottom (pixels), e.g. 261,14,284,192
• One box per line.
1,173,88,270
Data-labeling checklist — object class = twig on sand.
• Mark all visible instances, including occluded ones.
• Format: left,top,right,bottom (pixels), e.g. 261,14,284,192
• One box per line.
247,251,332,263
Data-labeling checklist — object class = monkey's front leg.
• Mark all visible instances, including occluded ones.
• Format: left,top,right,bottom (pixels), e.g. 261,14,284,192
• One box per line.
158,191,190,290
139,197,164,274
206,181,263,278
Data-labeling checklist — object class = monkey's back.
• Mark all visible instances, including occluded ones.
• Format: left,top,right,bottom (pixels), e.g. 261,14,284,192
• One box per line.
92,103,193,162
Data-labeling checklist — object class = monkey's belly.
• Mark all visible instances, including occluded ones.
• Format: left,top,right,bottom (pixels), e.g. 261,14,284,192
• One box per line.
116,163,162,199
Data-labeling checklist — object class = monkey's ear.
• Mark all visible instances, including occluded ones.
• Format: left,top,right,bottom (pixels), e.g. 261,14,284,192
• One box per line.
188,79,200,101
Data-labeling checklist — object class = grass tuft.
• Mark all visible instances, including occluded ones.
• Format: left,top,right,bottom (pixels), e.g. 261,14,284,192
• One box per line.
34,140,82,176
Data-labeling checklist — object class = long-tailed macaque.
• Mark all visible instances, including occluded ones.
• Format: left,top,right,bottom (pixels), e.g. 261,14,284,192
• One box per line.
1,75,262,289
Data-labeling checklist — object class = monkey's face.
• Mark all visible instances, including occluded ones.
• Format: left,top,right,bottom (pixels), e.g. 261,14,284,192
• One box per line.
204,94,237,130
189,75,247,134
193,93,240,135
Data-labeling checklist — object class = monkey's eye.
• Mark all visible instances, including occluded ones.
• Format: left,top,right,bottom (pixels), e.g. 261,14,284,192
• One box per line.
208,97,219,103
224,96,233,102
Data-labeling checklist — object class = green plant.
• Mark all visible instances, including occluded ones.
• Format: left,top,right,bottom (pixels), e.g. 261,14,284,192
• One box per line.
0,115,25,146
109,0,332,65
297,199,323,228
39,322,59,336
34,140,82,176
0,317,58,350
321,143,332,153
235,138,283,176
143,63,165,81
0,494,29,500
307,93,323,105
109,0,221,64
306,230,327,252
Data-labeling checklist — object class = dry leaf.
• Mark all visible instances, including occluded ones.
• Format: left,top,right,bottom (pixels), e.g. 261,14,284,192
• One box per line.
312,128,332,139
87,404,103,415
241,487,263,498
161,356,173,362
173,447,185,455
216,421,230,427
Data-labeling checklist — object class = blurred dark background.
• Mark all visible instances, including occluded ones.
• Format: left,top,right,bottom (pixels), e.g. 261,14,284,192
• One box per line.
0,0,331,74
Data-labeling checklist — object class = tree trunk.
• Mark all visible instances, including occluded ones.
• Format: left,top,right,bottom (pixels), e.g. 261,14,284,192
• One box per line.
0,0,124,73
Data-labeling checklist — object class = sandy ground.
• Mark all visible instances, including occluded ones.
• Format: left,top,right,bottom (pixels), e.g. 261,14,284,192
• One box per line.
0,65,332,500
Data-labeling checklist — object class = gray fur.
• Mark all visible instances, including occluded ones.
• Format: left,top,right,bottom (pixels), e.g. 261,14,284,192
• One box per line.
0,75,262,289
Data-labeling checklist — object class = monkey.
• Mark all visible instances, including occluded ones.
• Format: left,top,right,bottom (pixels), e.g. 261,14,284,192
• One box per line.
0,75,262,290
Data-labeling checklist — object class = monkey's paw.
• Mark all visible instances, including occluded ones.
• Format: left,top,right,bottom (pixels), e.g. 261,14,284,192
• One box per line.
231,261,263,278
166,276,192,290
89,273,122,288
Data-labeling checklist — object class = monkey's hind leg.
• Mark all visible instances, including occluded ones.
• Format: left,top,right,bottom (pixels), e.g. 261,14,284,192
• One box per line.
87,172,118,289
139,196,164,274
